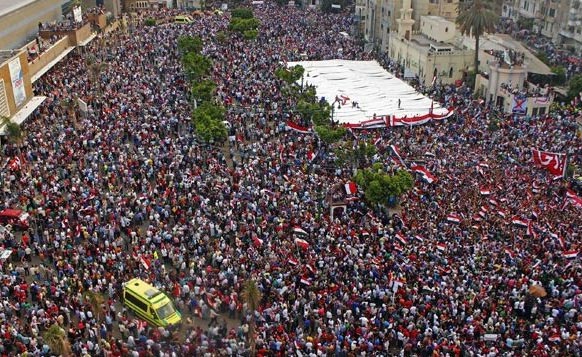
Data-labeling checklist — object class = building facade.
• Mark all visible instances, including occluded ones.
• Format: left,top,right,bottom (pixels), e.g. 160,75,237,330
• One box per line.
388,0,473,84
475,51,553,116
361,0,459,52
0,0,65,50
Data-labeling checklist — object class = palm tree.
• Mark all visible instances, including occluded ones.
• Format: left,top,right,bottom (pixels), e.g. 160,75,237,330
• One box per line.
86,55,108,99
456,0,498,86
84,290,105,323
60,97,79,128
241,279,262,355
1,116,23,146
42,323,72,356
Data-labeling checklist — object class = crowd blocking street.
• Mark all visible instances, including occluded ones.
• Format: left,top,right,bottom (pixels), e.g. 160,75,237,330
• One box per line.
0,3,580,356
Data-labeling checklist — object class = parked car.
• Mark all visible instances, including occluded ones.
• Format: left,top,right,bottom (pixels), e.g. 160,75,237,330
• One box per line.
0,209,30,230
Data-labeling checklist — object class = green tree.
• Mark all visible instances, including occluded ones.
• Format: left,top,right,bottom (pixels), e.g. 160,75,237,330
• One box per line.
243,30,259,40
231,7,254,19
568,74,582,100
42,324,72,356
216,31,228,44
192,102,227,143
194,112,228,143
86,57,108,98
335,141,376,168
1,117,23,145
242,280,262,356
456,0,498,87
354,163,414,205
177,36,203,55
537,51,550,65
275,65,305,85
228,18,260,33
315,125,345,145
191,79,217,105
551,66,566,85
193,102,225,122
144,18,157,26
182,52,213,82
84,290,105,323
296,100,331,126
517,17,534,31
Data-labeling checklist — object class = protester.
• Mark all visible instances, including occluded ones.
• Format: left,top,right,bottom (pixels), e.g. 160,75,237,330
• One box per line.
0,3,580,356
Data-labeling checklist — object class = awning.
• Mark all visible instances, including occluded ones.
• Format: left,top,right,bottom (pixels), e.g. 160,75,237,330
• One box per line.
31,46,75,83
77,32,97,47
0,96,46,135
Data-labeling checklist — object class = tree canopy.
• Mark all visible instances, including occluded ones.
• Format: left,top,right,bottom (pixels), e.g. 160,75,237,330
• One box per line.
354,163,414,206
177,35,203,55
456,0,498,82
568,74,582,100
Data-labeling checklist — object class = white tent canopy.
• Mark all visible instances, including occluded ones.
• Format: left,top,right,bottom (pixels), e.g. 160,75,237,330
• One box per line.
287,60,447,125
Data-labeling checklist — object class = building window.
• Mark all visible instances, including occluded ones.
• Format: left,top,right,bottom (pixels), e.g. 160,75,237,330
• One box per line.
549,8,555,17
445,27,448,32
449,67,453,78
539,107,546,115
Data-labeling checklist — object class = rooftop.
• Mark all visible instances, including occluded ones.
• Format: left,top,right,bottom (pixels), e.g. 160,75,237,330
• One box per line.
0,0,37,18
463,33,553,75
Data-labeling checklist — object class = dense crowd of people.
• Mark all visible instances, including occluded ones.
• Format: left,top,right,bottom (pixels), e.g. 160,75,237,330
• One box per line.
0,3,580,356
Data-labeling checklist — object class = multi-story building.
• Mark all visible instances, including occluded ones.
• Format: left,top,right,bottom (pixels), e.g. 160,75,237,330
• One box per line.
388,0,473,85
559,0,582,51
540,0,570,42
361,0,460,52
0,0,66,50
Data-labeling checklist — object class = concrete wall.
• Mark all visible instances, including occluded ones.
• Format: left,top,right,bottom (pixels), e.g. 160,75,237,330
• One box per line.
0,52,33,116
0,0,64,50
27,37,70,79
389,33,473,84
420,16,456,42
39,23,93,46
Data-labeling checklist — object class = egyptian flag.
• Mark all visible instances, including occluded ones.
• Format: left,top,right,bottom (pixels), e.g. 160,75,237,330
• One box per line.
563,250,578,259
411,165,437,184
395,232,407,246
345,181,358,195
294,237,310,250
436,243,446,252
414,235,424,243
526,221,537,238
300,276,312,285
293,226,308,236
497,209,507,218
389,145,406,167
286,120,312,134
548,334,561,343
566,189,582,209
139,255,151,270
511,216,529,227
504,248,515,259
373,133,382,147
307,150,318,162
252,236,263,248
446,213,461,224
479,187,491,196
8,157,21,171
288,257,298,266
